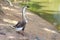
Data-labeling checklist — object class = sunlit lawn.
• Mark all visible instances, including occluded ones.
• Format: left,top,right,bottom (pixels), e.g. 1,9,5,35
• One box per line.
19,0,60,31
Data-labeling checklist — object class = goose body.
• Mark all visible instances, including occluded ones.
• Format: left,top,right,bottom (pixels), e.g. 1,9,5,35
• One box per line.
13,6,29,31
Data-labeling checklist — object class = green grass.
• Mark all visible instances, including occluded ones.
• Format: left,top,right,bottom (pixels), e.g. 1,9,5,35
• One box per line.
19,0,60,31
20,2,55,23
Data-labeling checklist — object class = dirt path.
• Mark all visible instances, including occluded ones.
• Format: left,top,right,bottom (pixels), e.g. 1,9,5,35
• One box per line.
0,3,60,40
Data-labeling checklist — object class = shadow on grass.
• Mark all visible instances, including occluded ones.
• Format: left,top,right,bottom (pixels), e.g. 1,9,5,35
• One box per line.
20,1,60,24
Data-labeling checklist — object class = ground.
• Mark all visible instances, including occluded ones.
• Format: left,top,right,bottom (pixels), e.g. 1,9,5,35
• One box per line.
0,2,60,40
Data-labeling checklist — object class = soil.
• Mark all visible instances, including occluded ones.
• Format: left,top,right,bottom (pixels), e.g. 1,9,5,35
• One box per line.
0,1,60,40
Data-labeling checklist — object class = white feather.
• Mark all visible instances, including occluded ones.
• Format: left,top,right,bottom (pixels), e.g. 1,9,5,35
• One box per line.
15,27,23,31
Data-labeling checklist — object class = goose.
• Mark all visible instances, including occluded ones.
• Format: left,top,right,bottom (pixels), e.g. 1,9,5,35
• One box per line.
13,5,29,35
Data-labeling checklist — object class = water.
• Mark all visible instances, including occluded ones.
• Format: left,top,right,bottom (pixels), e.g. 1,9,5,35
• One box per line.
53,12,60,24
